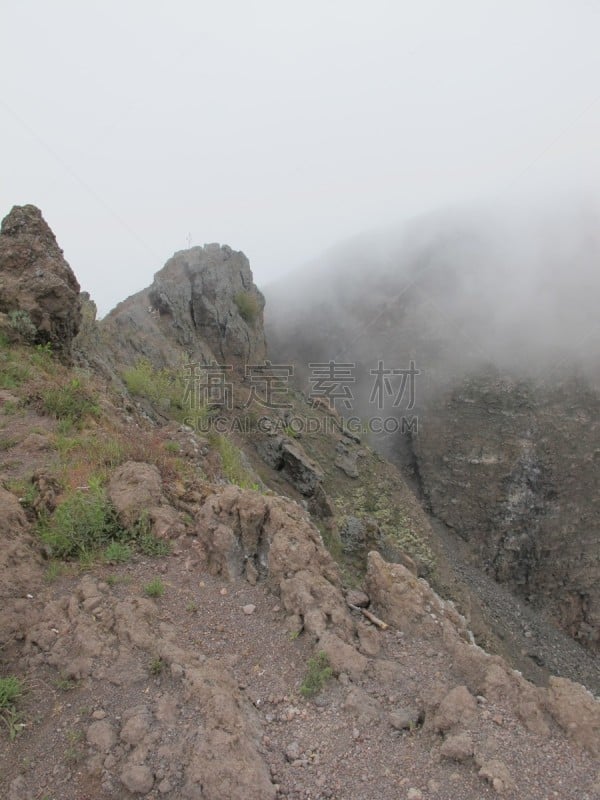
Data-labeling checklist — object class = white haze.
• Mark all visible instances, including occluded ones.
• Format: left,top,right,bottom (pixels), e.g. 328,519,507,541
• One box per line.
265,193,600,386
1,1,600,315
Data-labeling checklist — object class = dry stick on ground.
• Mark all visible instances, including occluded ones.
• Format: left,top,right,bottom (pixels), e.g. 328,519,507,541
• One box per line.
348,604,389,630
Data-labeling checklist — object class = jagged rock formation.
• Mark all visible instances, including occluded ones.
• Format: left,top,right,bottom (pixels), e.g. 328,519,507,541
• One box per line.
102,243,266,371
0,205,81,357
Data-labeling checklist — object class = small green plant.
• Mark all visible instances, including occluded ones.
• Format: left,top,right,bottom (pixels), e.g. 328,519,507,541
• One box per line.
149,657,165,676
234,291,260,325
7,477,39,510
0,675,25,739
0,358,30,389
299,651,333,698
38,478,126,560
186,599,199,613
8,309,37,342
104,541,132,564
131,512,172,556
212,434,257,489
52,431,80,456
31,342,54,368
137,532,171,557
106,574,132,587
2,400,19,414
45,561,65,583
144,578,165,598
55,677,78,692
164,441,180,454
42,378,99,425
64,729,85,763
122,358,187,419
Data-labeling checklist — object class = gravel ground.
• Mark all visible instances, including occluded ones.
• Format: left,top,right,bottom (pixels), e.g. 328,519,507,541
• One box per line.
2,543,598,800
430,516,600,695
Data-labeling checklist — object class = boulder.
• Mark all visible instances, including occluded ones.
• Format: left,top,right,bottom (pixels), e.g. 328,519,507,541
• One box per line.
544,676,600,756
433,686,478,733
0,204,81,357
103,243,266,372
195,485,353,641
108,461,183,538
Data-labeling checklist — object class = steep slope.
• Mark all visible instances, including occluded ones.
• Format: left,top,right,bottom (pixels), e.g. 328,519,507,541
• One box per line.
0,205,599,800
265,205,600,653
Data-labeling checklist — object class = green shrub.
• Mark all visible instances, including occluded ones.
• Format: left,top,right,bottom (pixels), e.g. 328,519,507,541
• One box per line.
42,378,99,425
149,657,165,676
234,291,260,325
144,578,165,598
0,676,23,709
8,309,37,342
0,675,24,739
104,541,132,564
122,358,186,419
300,651,333,698
0,358,30,389
38,478,125,559
212,434,258,489
137,532,171,557
30,342,54,369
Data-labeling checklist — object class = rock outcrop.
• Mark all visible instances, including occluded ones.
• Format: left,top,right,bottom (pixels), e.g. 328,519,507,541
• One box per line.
195,485,352,641
0,487,44,645
0,205,81,357
102,243,266,372
108,460,185,539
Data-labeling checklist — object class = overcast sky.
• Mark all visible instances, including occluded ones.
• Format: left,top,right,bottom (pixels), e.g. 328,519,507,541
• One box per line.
1,1,600,315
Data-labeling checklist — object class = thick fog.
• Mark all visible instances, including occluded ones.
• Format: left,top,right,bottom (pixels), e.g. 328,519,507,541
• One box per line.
265,194,600,393
1,1,600,315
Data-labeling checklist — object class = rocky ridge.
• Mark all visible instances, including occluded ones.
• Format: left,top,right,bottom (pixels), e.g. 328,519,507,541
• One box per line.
0,205,598,800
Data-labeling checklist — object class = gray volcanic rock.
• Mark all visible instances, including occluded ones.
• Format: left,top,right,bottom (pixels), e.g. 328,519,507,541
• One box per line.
413,372,600,651
103,243,266,371
0,204,81,357
265,213,600,653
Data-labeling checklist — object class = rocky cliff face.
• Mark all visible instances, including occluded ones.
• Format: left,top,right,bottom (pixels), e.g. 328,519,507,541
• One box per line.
102,243,266,370
265,212,600,652
0,205,81,358
413,371,600,650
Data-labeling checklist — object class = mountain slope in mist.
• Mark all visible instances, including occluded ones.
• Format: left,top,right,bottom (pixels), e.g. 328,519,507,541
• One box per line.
264,199,600,651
